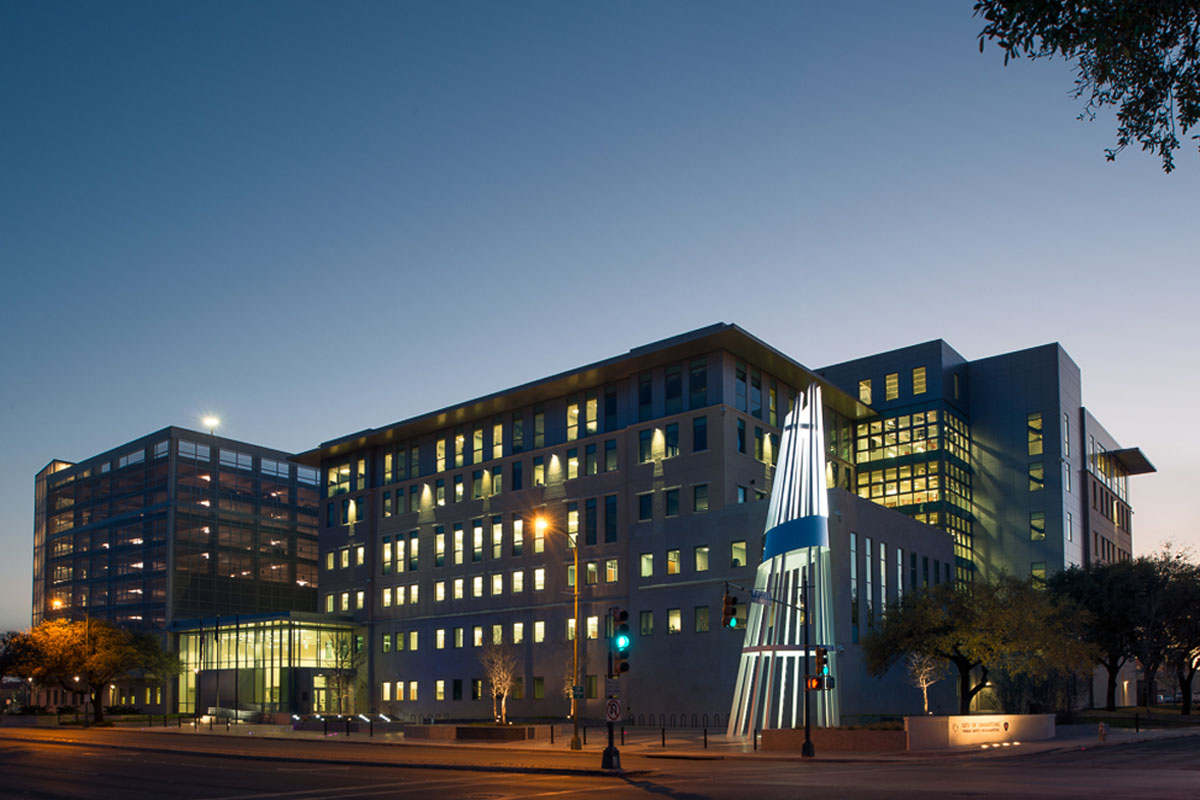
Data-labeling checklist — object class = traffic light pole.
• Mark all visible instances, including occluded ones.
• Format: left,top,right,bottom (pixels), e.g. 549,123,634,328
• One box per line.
802,579,814,758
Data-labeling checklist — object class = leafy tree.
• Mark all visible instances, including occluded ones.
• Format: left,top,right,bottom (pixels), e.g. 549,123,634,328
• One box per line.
479,640,518,724
975,0,1200,172
863,576,1093,714
130,631,183,706
1162,559,1200,714
1126,553,1179,708
1049,562,1141,710
24,619,140,724
0,631,35,684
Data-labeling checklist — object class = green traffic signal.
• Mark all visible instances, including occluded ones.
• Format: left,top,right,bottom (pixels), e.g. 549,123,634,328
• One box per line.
614,632,631,650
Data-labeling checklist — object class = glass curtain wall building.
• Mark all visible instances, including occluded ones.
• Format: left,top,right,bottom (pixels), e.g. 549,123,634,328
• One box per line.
33,427,324,713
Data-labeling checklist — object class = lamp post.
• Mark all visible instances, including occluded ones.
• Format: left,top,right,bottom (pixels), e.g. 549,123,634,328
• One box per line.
536,515,582,751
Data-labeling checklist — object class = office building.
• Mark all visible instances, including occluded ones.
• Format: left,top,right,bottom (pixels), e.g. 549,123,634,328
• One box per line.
293,325,959,723
818,341,1155,583
33,426,323,712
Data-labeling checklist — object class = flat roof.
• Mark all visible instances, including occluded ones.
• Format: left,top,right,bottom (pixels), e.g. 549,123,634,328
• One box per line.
1108,447,1157,475
292,323,873,466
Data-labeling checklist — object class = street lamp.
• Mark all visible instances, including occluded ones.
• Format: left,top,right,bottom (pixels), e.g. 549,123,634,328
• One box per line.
535,515,582,751
202,416,220,436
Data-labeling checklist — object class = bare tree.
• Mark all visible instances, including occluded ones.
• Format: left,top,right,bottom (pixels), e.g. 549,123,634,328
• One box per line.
479,641,517,724
906,652,947,715
325,633,362,716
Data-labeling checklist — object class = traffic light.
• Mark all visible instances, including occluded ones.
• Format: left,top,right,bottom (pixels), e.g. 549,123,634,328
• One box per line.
805,676,821,691
721,590,739,629
815,647,829,676
611,608,630,675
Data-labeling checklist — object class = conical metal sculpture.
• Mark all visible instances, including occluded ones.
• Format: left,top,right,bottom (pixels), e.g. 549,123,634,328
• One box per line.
728,384,839,734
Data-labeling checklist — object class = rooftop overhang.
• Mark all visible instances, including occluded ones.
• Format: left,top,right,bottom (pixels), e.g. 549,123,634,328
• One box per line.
291,323,874,467
1108,447,1157,475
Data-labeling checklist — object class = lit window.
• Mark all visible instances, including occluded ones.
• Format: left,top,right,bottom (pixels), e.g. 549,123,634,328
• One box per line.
512,570,524,593
453,578,464,600
586,616,599,640
436,680,445,701
1030,512,1046,541
885,373,899,401
1029,463,1045,491
534,620,545,643
472,576,483,598
491,574,503,595
1028,413,1044,456
436,629,445,649
435,581,445,602
694,545,709,572
731,540,747,567
666,549,681,575
513,622,524,644
640,553,653,577
667,609,682,635
859,379,872,405
912,367,927,395
534,567,545,591
605,558,618,582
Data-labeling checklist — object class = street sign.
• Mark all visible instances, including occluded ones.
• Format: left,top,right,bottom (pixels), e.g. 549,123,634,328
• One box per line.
605,698,622,722
750,588,772,605
572,685,584,699
605,678,620,697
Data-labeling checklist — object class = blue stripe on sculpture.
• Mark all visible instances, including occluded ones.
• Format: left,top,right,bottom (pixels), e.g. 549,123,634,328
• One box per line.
762,515,829,560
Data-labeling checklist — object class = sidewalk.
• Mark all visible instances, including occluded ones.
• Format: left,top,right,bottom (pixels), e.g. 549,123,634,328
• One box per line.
6,717,1198,774
95,716,1200,762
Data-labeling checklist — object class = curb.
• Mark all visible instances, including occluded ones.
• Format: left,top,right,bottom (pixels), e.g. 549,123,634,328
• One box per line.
0,730,639,778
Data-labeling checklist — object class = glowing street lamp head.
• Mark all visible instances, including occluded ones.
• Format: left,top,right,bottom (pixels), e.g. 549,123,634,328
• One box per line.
534,516,548,534
202,416,220,432
51,599,63,610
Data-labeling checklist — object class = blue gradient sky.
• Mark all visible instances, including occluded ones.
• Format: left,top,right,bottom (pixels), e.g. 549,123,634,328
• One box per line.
2,1,1195,631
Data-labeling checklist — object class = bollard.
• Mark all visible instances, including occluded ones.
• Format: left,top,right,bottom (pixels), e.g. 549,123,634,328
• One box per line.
583,724,586,746
209,716,213,731
370,718,374,738
1135,713,1139,733
226,718,230,732
550,725,555,745
662,727,666,747
704,727,708,749
346,718,351,737
753,729,758,751
621,725,625,746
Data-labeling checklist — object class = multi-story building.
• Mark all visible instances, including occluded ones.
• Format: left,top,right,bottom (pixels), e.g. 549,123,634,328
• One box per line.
33,426,324,712
294,325,959,723
818,341,1155,582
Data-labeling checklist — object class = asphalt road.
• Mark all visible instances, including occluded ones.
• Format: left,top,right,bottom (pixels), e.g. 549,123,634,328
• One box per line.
0,728,1197,799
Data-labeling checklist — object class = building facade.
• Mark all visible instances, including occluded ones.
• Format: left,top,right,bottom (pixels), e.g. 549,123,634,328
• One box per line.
33,427,323,712
818,341,1154,583
295,325,960,724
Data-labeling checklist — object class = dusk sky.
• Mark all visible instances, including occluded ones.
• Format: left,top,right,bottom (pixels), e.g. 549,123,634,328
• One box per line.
2,1,1196,632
